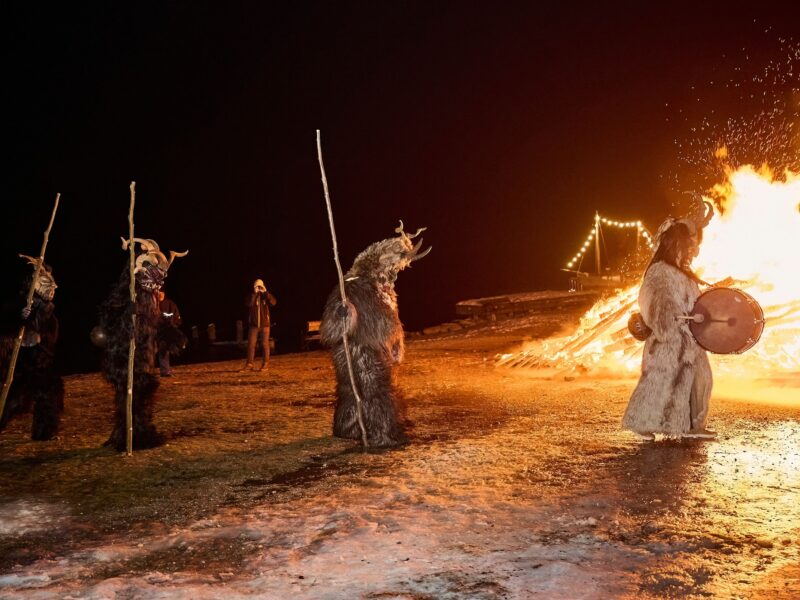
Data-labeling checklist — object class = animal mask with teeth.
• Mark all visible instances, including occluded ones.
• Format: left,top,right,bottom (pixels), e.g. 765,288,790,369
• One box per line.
19,254,57,302
120,237,188,291
347,220,432,286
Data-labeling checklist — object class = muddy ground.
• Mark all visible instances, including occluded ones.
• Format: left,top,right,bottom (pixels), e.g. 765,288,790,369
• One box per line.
0,306,799,599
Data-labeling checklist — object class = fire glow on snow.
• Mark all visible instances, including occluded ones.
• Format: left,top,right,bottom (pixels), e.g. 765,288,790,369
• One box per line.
500,164,800,377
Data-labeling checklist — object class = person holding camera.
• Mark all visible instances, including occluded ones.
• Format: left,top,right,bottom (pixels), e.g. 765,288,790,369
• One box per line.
244,279,277,371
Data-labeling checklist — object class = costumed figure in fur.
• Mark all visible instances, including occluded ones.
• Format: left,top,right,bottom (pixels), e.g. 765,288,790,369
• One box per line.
0,255,64,440
320,221,431,447
622,202,716,441
95,238,187,451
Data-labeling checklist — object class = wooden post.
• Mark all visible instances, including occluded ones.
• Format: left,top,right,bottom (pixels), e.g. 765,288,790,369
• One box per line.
636,222,641,253
235,320,244,343
594,212,601,275
0,193,61,421
125,182,136,456
316,130,369,449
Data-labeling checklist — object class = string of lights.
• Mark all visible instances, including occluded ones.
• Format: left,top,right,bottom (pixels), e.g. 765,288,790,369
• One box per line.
565,214,654,270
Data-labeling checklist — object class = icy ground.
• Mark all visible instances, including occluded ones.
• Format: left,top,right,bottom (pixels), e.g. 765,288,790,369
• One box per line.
1,310,799,599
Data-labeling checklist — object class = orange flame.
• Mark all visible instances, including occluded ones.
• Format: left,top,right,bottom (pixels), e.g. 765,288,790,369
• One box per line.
501,164,800,377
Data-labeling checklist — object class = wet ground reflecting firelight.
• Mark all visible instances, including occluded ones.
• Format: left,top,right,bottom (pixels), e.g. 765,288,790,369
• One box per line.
0,315,798,598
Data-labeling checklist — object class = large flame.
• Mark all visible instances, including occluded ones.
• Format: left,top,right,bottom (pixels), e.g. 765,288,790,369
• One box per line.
698,165,800,373
500,164,800,378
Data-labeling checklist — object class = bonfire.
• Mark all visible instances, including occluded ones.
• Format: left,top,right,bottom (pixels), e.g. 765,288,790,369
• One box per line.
499,164,800,377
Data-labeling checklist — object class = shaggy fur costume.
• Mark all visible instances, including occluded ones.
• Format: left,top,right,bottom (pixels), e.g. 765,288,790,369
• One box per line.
0,272,64,440
622,262,712,435
320,225,429,447
99,265,164,450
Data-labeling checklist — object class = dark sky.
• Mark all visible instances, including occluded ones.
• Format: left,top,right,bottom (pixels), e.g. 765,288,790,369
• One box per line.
2,1,798,371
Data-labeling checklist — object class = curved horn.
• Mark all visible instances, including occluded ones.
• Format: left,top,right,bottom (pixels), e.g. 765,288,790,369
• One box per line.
19,253,41,267
133,253,149,274
699,200,714,228
135,250,169,271
410,245,432,262
137,239,161,253
121,237,161,252
405,237,432,263
151,251,169,270
167,249,189,268
395,220,427,239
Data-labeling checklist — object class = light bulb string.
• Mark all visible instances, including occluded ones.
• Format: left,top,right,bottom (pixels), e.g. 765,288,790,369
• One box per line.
564,214,653,270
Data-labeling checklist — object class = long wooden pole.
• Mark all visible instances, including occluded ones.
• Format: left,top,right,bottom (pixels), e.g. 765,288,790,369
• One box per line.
126,182,137,456
594,212,601,275
315,130,369,449
0,193,61,421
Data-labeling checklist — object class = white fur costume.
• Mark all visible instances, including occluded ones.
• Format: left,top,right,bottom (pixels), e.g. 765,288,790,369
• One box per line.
622,262,712,435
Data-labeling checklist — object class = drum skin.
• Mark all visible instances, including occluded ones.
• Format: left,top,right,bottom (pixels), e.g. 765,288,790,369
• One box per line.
689,288,765,354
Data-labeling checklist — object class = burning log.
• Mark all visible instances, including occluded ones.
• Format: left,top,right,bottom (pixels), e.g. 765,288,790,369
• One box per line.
603,335,638,354
500,164,800,376
556,297,637,355
763,300,800,325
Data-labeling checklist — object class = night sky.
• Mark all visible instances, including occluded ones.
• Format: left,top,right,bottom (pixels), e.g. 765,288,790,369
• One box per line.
3,2,798,372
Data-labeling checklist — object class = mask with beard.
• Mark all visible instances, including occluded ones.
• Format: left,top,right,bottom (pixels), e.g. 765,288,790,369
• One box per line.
19,254,57,302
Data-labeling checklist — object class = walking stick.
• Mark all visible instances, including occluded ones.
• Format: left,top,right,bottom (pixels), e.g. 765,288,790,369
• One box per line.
0,193,61,422
125,182,136,456
315,130,369,449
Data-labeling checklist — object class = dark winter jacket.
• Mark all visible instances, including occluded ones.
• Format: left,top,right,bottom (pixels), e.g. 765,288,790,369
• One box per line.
246,291,277,328
159,297,182,328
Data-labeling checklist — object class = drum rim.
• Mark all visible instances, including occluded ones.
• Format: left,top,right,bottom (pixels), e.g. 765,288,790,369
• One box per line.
689,287,766,354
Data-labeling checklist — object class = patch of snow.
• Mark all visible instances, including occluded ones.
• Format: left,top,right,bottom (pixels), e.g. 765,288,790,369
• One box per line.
0,574,51,589
0,499,70,536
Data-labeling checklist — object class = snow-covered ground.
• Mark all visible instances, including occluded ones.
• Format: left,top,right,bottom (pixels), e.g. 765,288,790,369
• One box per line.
1,312,799,598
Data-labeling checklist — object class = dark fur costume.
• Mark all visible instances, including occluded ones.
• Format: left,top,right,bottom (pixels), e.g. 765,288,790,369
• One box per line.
320,223,429,447
99,265,164,450
0,270,64,440
98,239,187,451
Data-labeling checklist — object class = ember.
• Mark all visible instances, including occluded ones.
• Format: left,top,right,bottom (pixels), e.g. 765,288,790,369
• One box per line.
499,163,800,376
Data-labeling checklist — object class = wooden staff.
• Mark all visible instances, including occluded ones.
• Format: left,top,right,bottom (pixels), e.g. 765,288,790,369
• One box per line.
0,193,61,421
315,130,369,449
126,182,136,456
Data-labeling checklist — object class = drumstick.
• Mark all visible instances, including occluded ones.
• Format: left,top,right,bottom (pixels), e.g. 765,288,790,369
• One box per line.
676,315,705,323
676,315,737,325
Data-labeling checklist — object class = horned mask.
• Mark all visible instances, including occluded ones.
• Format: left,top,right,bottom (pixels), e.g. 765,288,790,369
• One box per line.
348,220,432,283
120,237,189,291
19,254,57,302
653,200,714,254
